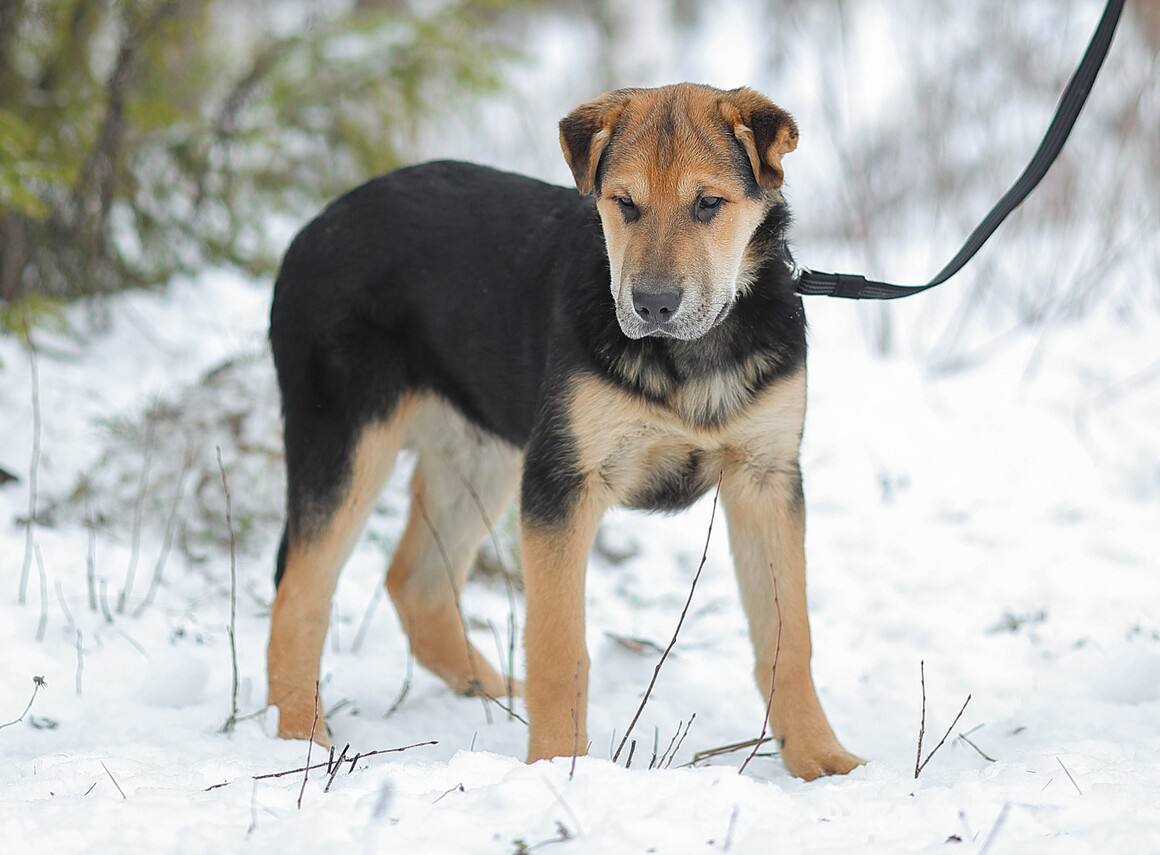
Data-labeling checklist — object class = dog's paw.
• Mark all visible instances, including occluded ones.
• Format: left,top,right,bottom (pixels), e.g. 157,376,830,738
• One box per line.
275,705,331,748
781,739,864,781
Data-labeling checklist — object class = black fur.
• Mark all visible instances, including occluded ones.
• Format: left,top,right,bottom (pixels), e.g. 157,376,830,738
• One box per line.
269,160,805,568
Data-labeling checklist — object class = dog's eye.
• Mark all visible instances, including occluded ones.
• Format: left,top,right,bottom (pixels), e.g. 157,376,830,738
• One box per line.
695,196,724,223
613,196,640,222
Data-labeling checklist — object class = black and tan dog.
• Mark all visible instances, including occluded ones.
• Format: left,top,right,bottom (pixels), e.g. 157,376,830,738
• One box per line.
266,83,862,780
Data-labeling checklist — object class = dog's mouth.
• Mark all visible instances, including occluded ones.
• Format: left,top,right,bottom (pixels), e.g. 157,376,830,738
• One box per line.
635,299,733,340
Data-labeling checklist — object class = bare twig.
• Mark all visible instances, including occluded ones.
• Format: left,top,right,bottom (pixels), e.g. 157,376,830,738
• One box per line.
686,736,776,768
100,761,127,800
383,646,414,719
414,494,491,724
217,447,240,734
914,661,972,779
297,681,320,810
34,543,48,642
625,739,637,769
204,740,438,791
0,676,46,730
613,473,723,762
75,630,84,696
117,415,156,613
665,713,696,769
18,306,41,606
977,803,1011,855
456,470,520,718
652,720,681,771
133,451,192,617
351,584,383,654
85,499,98,612
1057,757,1082,795
741,572,781,775
433,783,464,804
957,731,996,763
324,743,350,793
569,661,580,781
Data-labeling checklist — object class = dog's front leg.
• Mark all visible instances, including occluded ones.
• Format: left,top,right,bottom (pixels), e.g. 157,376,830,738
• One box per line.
722,462,863,780
520,453,602,764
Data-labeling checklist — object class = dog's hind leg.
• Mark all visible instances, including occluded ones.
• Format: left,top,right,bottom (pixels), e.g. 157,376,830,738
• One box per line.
268,410,408,744
386,401,521,700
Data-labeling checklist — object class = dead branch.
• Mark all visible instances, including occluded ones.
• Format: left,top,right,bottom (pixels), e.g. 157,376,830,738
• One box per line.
297,681,320,810
133,450,193,617
613,473,723,762
75,629,84,696
217,447,240,733
34,543,48,642
0,675,46,730
957,729,996,763
687,736,777,768
116,415,156,614
324,743,350,793
414,493,491,724
85,499,98,612
914,661,972,779
18,306,41,605
455,468,520,718
204,739,438,791
1057,757,1082,795
100,760,127,800
664,713,696,769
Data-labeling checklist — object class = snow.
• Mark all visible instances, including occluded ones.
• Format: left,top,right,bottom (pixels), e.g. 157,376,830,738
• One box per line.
1,264,1158,854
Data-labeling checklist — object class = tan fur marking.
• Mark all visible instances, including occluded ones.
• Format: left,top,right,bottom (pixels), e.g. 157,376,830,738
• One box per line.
386,397,522,698
268,407,413,744
523,502,602,763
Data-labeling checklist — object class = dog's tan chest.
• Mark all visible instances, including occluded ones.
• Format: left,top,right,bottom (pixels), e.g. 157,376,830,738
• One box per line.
567,367,806,511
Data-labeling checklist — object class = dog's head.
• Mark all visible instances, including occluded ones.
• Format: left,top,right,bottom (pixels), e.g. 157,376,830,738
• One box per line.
560,83,798,341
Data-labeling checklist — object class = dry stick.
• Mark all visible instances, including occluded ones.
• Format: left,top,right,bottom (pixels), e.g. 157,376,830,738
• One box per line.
740,573,782,775
0,676,46,730
977,803,1011,855
34,544,48,642
55,579,76,631
625,739,637,769
100,761,127,800
296,681,320,810
455,471,520,719
413,495,491,725
217,447,241,733
652,721,681,771
18,304,42,605
957,730,996,763
687,736,775,768
133,453,192,617
613,473,723,763
204,740,438,791
324,743,350,793
85,499,98,612
914,661,972,779
351,584,383,654
98,577,114,624
665,713,696,769
384,645,414,719
117,416,156,613
432,783,464,804
1057,757,1082,795
569,662,581,781
75,630,84,696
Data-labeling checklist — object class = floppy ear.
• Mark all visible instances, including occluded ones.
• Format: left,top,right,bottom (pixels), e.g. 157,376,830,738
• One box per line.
559,89,636,195
719,88,799,190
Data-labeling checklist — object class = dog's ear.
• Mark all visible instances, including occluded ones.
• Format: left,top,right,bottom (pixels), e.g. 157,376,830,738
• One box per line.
719,88,798,191
559,89,636,195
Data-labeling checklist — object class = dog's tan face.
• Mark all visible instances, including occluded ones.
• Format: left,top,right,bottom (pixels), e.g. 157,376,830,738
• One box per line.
560,83,798,340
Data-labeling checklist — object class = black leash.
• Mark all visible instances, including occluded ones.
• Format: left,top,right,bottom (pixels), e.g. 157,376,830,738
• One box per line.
795,0,1126,300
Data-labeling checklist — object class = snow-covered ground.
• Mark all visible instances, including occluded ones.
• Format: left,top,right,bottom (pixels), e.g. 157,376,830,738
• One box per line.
1,263,1157,853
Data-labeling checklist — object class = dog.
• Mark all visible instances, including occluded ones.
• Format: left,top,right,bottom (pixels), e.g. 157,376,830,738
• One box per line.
266,82,862,780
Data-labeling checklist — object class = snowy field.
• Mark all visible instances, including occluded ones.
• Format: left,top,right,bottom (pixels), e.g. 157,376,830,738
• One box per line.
1,264,1157,853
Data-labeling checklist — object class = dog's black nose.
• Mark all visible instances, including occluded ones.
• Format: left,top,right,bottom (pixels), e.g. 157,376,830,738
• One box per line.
632,285,682,324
